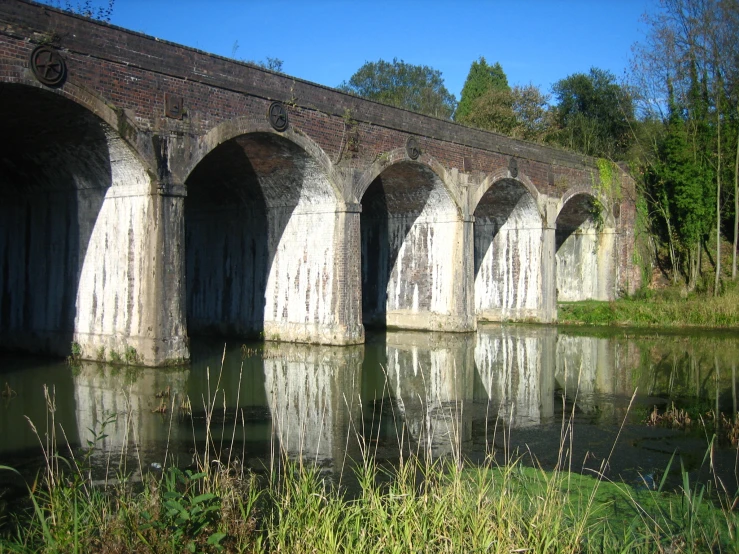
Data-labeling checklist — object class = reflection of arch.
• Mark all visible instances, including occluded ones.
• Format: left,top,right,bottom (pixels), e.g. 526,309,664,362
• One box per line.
473,176,544,320
188,117,342,202
0,82,152,358
359,158,463,329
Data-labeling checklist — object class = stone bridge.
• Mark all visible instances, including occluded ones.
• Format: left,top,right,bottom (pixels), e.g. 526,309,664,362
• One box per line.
0,0,640,366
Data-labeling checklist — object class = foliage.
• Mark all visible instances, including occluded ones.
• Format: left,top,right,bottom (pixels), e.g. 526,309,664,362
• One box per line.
552,67,635,159
40,0,115,21
460,86,517,134
510,83,555,142
557,280,739,327
455,57,510,123
338,58,457,119
141,468,225,552
630,0,739,288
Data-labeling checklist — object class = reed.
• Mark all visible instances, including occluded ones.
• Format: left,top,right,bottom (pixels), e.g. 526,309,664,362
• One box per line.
1,353,738,553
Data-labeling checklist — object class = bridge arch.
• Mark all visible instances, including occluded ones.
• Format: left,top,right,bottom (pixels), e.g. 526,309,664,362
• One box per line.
471,169,543,220
473,175,545,321
355,149,462,210
0,66,155,176
0,81,165,362
555,190,617,301
359,156,471,331
189,117,343,202
184,122,357,344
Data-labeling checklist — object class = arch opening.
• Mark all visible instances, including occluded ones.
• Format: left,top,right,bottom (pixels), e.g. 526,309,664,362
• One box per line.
360,161,461,330
185,132,339,341
555,193,615,301
0,84,138,358
473,179,543,320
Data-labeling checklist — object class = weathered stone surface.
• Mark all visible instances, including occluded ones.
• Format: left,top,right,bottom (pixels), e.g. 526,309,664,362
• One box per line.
0,1,640,365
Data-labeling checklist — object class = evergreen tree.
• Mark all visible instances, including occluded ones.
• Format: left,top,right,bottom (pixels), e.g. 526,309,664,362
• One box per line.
455,58,510,123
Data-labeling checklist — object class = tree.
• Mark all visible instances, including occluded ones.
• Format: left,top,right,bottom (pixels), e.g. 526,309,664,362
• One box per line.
460,87,517,135
338,58,457,119
510,84,555,142
455,58,510,123
649,82,714,288
551,67,635,159
631,0,739,288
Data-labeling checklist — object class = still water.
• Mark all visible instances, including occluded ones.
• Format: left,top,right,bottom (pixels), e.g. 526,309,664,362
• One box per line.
2,324,739,493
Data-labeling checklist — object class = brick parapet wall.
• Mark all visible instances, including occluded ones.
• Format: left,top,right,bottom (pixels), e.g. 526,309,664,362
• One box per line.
1,2,597,178
0,0,641,294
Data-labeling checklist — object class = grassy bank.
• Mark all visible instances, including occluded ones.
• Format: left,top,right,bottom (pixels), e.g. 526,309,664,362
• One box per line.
558,281,739,328
2,448,738,553
3,374,739,553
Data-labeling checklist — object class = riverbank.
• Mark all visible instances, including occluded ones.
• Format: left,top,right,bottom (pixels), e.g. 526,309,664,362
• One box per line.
1,448,737,552
558,282,739,328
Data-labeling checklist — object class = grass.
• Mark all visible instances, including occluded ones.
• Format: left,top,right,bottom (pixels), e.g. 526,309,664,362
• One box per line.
2,359,739,552
558,280,739,328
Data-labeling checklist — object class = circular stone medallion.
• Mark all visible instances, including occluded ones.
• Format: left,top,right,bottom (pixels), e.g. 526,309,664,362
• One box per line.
30,45,67,87
406,136,420,160
268,101,289,132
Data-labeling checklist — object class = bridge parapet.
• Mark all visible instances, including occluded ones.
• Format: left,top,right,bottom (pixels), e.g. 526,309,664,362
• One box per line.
0,0,640,365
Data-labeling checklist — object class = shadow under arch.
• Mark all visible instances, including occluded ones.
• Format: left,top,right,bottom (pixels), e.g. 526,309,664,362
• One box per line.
184,131,339,339
188,118,343,202
0,83,126,357
555,189,599,251
473,177,544,319
555,191,613,301
360,159,460,328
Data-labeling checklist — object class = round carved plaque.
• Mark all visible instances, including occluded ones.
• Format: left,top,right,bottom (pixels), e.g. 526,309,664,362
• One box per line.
268,101,289,132
406,136,420,160
508,157,518,178
30,45,67,87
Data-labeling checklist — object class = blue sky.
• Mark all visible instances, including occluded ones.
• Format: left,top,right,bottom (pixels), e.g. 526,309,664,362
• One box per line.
79,0,656,100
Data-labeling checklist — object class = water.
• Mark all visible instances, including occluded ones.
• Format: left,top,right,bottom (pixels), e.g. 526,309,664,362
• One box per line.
2,324,739,497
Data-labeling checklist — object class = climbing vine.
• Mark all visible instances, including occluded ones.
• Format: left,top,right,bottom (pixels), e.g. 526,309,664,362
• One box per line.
590,158,622,228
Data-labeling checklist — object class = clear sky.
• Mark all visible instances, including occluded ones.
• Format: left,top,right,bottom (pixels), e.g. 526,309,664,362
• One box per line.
78,0,657,101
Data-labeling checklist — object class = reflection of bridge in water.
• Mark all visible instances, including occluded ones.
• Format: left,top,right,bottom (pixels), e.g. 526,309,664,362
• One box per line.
2,327,739,480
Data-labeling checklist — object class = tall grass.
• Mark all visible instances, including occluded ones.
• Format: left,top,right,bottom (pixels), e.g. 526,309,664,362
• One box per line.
2,354,739,552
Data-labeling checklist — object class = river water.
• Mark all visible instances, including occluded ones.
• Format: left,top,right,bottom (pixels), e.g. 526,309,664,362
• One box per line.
1,324,739,494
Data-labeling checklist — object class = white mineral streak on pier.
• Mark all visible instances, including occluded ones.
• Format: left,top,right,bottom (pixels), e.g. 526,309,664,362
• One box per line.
474,182,544,321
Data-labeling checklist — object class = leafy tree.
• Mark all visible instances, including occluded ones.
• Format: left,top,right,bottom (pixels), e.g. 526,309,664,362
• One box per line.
510,84,555,142
461,87,517,135
631,0,739,288
455,58,510,123
338,58,457,119
649,82,714,287
551,67,634,159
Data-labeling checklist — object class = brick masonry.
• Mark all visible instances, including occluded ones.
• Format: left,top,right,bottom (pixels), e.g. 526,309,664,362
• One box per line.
0,0,641,365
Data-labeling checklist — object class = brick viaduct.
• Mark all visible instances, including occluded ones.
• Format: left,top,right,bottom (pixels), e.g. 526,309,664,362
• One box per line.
0,0,640,366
